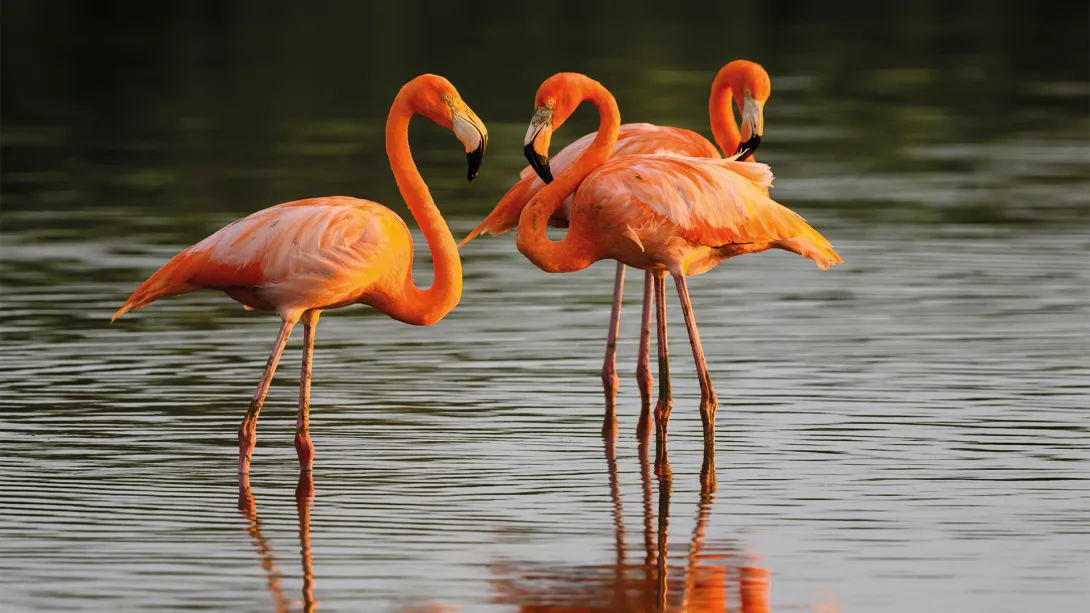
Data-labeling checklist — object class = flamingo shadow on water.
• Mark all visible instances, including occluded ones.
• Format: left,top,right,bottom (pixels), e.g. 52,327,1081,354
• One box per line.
488,441,813,612
237,472,459,613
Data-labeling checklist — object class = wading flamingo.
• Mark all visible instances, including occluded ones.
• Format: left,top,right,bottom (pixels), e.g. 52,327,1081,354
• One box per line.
459,60,770,440
514,73,841,445
112,74,488,476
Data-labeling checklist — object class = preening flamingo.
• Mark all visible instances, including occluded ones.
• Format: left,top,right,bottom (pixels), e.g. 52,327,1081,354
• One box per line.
514,73,841,445
459,60,771,439
112,74,488,475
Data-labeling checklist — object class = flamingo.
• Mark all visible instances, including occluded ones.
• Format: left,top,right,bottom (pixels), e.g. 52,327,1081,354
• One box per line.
459,60,771,440
111,74,488,475
513,73,841,446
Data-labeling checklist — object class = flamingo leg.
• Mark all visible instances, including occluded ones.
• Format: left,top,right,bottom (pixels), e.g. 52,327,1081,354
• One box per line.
296,310,321,472
673,275,718,447
652,274,672,445
635,270,655,441
239,318,296,476
600,262,626,439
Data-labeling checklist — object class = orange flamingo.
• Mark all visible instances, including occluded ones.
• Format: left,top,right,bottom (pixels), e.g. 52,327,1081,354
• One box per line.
111,74,488,475
513,73,841,445
459,60,770,440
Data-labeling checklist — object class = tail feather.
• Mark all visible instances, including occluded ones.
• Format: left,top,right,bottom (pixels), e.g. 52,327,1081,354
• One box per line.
111,248,204,322
778,222,843,271
458,177,537,248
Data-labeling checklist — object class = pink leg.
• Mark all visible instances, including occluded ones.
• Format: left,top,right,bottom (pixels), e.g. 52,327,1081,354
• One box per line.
601,262,625,439
635,270,654,441
652,273,672,445
239,318,296,476
673,275,718,447
295,310,321,472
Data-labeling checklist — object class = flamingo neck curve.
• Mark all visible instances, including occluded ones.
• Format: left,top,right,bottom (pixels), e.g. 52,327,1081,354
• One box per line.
381,91,462,326
709,67,743,157
516,78,621,274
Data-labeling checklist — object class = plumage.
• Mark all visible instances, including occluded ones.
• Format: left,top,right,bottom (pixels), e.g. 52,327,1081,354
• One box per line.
572,154,841,273
113,197,407,319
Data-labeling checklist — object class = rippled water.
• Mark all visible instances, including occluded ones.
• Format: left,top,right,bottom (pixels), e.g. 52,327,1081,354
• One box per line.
3,218,1088,612
3,2,1089,612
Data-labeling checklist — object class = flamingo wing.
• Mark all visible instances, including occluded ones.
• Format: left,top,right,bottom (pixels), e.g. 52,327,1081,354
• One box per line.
113,196,406,320
577,155,842,269
460,124,719,245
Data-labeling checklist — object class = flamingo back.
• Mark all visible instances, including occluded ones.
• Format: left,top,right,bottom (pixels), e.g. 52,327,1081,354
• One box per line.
459,123,719,246
113,197,409,320
575,154,842,270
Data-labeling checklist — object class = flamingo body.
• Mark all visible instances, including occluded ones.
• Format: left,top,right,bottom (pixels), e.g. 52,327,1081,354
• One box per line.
113,197,419,323
568,153,841,276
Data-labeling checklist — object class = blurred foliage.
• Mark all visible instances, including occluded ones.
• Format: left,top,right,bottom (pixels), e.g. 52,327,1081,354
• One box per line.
1,0,1087,239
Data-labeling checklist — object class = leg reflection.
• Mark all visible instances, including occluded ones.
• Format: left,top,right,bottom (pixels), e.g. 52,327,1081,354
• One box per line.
296,470,317,613
654,441,673,611
490,439,792,611
238,473,289,613
604,437,629,609
237,471,319,613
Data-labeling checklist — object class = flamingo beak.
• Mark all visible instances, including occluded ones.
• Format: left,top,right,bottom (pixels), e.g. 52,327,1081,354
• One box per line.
451,101,488,182
466,138,486,182
524,106,554,184
734,95,764,162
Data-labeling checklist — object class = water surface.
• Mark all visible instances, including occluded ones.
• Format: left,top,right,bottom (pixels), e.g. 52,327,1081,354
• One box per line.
2,2,1088,612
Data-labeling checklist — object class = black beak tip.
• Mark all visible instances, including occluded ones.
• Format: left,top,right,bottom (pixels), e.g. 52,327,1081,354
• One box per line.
735,135,762,162
466,142,485,183
523,141,554,184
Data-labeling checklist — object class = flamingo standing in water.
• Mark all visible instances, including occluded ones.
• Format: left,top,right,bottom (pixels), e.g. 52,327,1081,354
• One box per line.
512,73,841,445
112,74,488,475
459,60,771,439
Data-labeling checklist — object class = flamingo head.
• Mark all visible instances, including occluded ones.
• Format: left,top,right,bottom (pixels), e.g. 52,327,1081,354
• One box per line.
714,60,771,161
523,72,600,184
405,74,489,181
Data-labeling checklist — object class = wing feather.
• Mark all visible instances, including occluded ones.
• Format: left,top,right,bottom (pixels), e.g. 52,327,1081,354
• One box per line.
113,197,402,319
576,155,842,268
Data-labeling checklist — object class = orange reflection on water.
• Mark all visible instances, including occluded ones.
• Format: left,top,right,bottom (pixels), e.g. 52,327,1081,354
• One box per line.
236,445,837,612
490,441,838,613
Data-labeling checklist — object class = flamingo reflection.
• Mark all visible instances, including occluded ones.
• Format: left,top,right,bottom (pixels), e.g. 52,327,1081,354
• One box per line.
490,441,820,612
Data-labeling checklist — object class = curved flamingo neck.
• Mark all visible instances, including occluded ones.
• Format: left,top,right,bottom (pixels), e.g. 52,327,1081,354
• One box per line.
516,79,620,273
381,94,462,326
709,69,742,157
